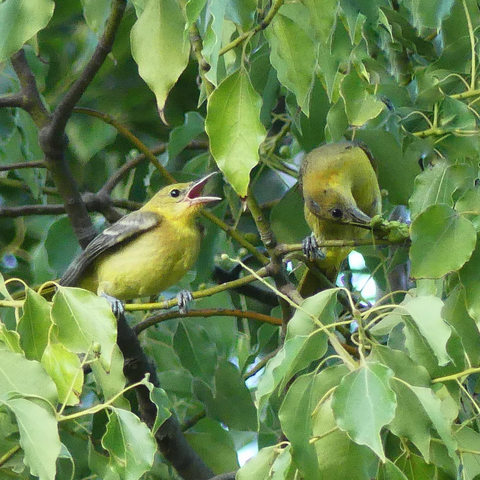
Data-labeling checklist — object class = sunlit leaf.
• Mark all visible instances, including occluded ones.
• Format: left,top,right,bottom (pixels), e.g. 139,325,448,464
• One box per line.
0,0,55,62
4,398,61,480
41,343,83,406
102,407,156,480
205,69,266,197
410,204,476,278
130,0,189,115
51,287,117,370
265,10,316,115
332,362,396,460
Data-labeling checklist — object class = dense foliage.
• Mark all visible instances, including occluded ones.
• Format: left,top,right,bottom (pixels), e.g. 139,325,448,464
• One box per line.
1,0,480,479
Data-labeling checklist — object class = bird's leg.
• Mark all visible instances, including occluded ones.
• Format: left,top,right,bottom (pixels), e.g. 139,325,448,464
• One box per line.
177,290,193,314
100,292,125,319
302,234,326,261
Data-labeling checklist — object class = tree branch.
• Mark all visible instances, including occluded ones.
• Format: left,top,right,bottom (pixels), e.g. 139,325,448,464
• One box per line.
0,93,24,109
46,0,127,141
218,0,285,56
134,308,281,335
9,50,50,125
115,313,214,480
0,160,45,172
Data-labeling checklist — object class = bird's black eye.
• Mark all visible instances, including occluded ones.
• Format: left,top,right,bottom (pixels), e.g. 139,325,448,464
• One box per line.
170,189,181,198
331,208,343,219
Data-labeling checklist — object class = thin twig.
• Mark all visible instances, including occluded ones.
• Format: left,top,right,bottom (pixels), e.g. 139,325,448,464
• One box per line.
0,160,45,172
134,307,281,334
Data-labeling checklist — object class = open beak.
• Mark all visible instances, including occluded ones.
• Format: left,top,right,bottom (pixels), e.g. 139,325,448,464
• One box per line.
186,172,222,205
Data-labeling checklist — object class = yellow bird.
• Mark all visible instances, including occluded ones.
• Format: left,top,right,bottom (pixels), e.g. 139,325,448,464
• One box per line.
60,172,220,313
300,141,381,283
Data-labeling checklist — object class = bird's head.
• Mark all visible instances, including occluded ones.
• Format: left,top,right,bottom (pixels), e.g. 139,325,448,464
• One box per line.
147,172,221,219
304,187,372,225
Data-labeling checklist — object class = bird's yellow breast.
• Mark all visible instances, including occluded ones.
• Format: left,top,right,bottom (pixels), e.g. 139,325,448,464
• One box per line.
80,217,201,300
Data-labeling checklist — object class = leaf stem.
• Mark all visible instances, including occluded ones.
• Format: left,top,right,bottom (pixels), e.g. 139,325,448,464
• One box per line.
432,366,480,384
462,0,476,90
218,0,285,56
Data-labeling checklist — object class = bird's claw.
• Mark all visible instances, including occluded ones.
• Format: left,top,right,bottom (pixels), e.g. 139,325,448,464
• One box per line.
177,290,193,314
101,293,125,319
302,234,326,261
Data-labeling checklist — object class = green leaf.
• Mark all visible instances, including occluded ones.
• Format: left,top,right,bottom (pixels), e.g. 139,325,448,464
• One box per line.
377,459,409,480
4,397,61,480
354,130,421,205
167,112,205,160
205,69,266,197
402,295,452,366
149,386,172,434
270,186,310,244
202,0,228,86
51,287,117,370
442,286,480,365
211,361,256,431
17,287,51,361
404,0,455,30
41,343,83,406
440,96,476,131
265,10,316,115
409,385,457,461
332,362,396,460
369,344,431,386
80,0,111,34
279,373,321,480
91,344,128,407
270,444,293,479
0,0,55,63
339,71,385,126
312,396,377,479
388,378,432,461
0,323,22,354
455,427,480,479
66,114,117,164
102,408,156,480
0,349,57,405
255,290,336,417
184,418,239,474
226,0,256,30
236,445,277,480
410,204,476,278
409,161,473,219
301,0,337,43
130,0,189,115
459,238,480,323
173,321,217,381
455,187,480,230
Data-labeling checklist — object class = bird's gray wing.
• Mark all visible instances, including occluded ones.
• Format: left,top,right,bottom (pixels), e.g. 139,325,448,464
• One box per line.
60,210,161,287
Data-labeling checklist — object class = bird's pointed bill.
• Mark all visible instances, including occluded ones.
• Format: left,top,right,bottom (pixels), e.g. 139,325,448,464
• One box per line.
186,172,222,205
348,206,372,224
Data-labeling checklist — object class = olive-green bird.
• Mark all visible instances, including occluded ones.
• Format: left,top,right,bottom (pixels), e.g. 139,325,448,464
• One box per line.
60,172,220,313
300,141,381,283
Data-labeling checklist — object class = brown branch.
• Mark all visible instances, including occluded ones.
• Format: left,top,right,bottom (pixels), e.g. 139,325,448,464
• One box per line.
0,93,24,109
115,313,214,480
188,23,214,97
246,188,300,333
46,1,127,140
9,50,50,125
134,308,281,335
0,160,45,172
0,193,137,222
100,145,167,194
